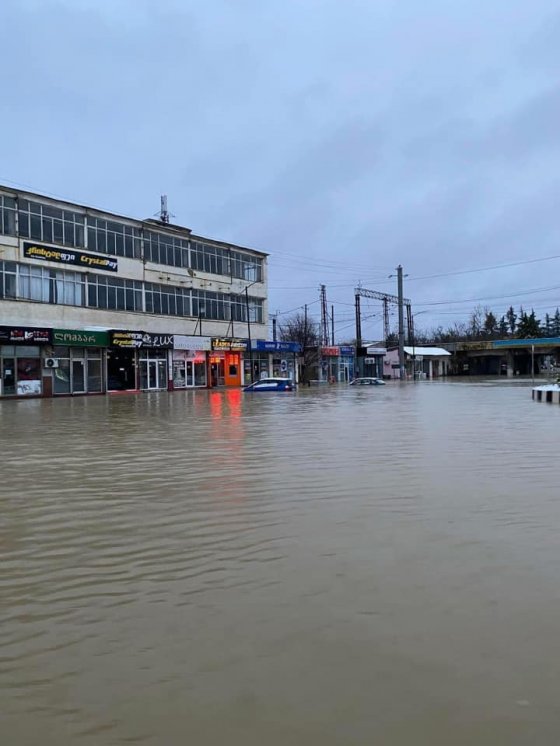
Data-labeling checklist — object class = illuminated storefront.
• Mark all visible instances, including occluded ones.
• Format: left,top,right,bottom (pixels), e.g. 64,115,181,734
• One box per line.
172,335,210,388
210,338,247,387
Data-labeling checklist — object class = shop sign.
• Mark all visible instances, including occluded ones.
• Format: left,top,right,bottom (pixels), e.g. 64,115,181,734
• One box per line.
110,331,144,348
212,337,247,351
53,329,108,347
0,326,51,344
339,345,354,356
365,347,387,355
109,330,173,349
321,346,340,356
140,333,173,349
174,335,212,351
493,337,560,348
252,340,301,353
24,242,118,272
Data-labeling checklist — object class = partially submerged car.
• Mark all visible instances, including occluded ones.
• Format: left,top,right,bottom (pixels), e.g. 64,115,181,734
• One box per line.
349,377,386,386
243,378,295,392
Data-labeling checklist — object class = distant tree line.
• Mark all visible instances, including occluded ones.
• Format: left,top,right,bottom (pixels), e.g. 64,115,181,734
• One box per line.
413,305,560,344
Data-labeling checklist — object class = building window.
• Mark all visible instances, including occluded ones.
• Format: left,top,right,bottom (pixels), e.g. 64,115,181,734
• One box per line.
143,231,189,268
18,200,85,247
248,298,263,323
0,261,17,298
87,217,141,259
1,261,264,324
18,265,85,306
230,250,262,282
87,275,143,312
192,289,229,321
190,241,230,276
0,195,16,236
144,282,191,317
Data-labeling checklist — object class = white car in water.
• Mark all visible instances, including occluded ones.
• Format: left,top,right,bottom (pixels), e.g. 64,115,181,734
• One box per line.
349,377,386,386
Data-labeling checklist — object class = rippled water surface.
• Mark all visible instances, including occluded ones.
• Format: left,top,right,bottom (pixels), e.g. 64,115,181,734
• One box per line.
2,381,560,745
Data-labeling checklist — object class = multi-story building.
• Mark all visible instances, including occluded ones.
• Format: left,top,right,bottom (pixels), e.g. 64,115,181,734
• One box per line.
0,185,274,398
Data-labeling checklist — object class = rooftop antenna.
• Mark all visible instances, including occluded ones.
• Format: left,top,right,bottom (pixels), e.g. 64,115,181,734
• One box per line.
160,195,170,224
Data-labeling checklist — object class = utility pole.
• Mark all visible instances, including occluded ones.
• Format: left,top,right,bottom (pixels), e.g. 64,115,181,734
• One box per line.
272,315,277,342
397,265,405,380
320,284,329,346
331,305,335,346
355,292,362,379
383,297,390,344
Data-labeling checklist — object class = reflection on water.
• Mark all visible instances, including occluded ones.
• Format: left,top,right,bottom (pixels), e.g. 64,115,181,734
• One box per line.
2,381,560,745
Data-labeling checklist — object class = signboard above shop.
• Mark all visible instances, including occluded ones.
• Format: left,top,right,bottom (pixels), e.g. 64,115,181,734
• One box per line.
53,329,108,347
339,345,354,356
0,326,51,344
252,340,301,353
212,338,247,351
321,346,340,356
24,243,118,273
174,335,212,351
109,331,173,349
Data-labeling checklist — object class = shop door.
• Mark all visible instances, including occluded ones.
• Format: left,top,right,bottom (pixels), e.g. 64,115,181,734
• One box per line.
147,360,157,389
185,360,194,387
1,357,16,396
224,353,241,386
72,359,86,393
108,350,137,391
141,359,167,390
156,359,167,389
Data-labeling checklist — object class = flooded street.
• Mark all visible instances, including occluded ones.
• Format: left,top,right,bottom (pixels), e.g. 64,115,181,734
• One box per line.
2,381,560,745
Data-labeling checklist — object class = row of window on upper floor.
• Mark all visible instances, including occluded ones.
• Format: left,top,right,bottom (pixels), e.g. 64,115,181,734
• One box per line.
0,260,264,323
0,195,263,281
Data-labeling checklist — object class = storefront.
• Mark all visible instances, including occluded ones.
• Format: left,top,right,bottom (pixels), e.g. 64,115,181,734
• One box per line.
0,326,51,397
108,331,141,391
51,329,107,395
321,346,340,382
138,333,173,391
172,335,210,389
250,340,300,381
211,338,247,387
339,345,355,382
108,330,172,391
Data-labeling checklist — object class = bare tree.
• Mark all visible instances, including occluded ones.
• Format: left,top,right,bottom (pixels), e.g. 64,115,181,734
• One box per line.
278,312,319,384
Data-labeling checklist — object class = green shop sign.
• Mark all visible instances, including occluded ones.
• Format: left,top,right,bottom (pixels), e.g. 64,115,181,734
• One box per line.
53,329,109,347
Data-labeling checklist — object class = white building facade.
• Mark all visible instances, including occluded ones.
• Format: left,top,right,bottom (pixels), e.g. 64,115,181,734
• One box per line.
0,186,268,397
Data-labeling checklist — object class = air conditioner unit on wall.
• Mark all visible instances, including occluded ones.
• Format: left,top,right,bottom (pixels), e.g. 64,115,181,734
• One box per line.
44,358,59,369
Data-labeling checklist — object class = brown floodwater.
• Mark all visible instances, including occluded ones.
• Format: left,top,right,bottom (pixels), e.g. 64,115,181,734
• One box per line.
1,380,560,745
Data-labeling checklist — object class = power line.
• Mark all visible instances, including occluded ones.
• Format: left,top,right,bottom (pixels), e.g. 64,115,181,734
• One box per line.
275,299,320,316
415,283,560,308
406,254,560,283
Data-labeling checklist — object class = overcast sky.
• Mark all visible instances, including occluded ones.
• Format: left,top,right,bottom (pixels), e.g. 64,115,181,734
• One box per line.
2,0,560,340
